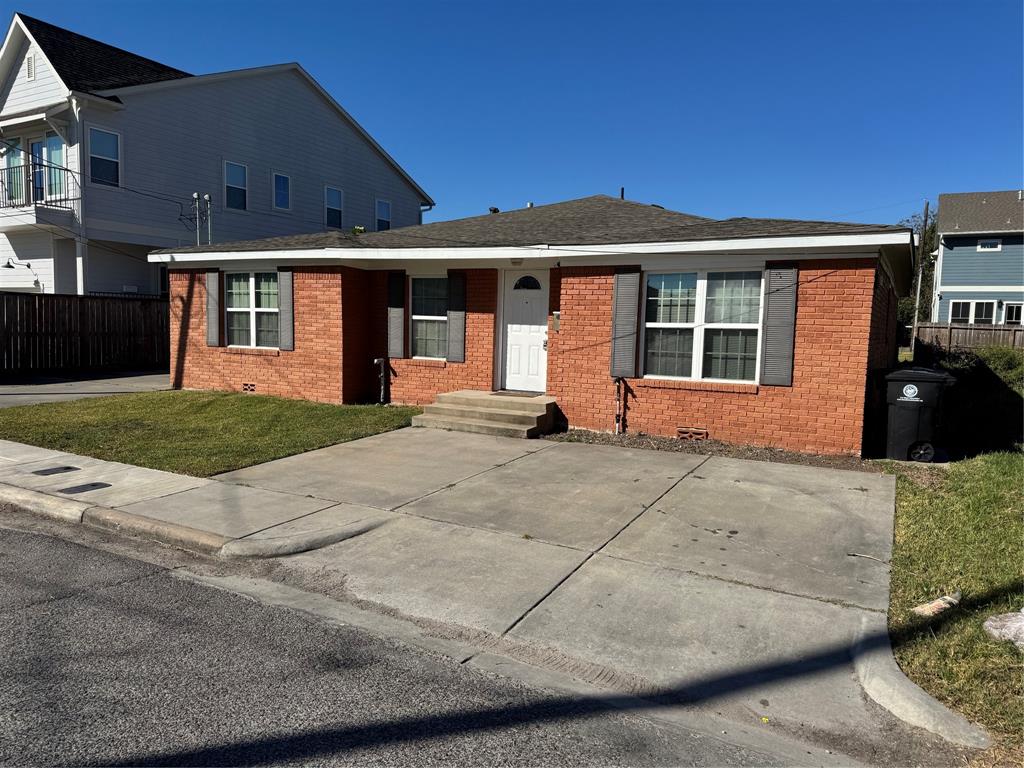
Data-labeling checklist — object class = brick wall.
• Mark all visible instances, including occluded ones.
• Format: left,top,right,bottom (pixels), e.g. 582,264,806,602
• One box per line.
169,268,345,404
546,260,882,455
387,269,498,405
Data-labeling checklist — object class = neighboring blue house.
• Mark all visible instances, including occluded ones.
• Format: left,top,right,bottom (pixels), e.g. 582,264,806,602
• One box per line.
931,190,1024,325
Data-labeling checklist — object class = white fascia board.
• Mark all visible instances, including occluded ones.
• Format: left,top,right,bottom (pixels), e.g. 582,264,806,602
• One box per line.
939,229,1024,237
151,231,910,265
936,285,1024,292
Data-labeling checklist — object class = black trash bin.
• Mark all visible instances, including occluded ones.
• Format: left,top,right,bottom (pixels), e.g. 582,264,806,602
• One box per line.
885,368,955,462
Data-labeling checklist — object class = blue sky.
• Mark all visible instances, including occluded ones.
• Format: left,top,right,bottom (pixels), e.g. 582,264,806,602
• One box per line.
12,0,1023,224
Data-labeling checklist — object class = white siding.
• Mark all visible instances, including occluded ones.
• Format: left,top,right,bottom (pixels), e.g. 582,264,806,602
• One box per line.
0,231,54,292
0,40,66,116
81,68,426,246
86,241,160,295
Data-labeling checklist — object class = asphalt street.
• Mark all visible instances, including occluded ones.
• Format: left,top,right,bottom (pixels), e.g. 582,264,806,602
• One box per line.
0,526,772,767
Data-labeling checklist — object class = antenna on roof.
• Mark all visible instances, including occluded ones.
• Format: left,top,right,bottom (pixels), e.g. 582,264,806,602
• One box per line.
620,187,625,200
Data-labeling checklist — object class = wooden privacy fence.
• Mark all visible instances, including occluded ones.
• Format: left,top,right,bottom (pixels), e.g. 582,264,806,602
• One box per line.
0,292,169,374
916,322,1024,351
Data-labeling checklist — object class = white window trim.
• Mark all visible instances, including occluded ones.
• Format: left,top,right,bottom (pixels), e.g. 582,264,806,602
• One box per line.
948,299,996,325
271,171,291,211
375,198,392,231
87,125,122,189
225,271,280,349
977,239,1002,252
409,275,447,360
324,185,343,229
640,268,763,385
223,160,248,212
1003,302,1023,325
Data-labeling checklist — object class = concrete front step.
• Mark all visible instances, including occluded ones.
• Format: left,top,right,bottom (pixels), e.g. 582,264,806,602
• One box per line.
422,402,546,427
411,413,541,439
436,389,555,415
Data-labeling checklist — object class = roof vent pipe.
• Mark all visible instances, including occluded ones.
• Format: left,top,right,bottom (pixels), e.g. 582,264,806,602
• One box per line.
527,202,534,208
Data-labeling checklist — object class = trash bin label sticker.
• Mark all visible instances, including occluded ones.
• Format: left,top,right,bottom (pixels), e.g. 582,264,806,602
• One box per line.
898,384,922,402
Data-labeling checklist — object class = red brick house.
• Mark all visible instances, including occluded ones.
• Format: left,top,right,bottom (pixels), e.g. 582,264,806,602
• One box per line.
152,196,913,455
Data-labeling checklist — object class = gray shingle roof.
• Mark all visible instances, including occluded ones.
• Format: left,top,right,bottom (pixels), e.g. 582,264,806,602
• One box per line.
159,195,908,254
17,13,191,94
937,190,1024,234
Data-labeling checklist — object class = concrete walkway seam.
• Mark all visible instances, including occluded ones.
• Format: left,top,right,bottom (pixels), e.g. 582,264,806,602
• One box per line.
82,506,231,555
852,613,990,749
0,483,91,523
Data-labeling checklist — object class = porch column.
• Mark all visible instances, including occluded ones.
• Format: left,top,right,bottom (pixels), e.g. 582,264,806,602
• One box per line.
74,238,87,295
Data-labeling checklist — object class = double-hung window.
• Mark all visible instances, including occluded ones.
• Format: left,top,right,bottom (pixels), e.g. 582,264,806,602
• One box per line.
89,127,120,187
273,172,290,210
410,277,447,358
643,270,762,382
225,161,247,210
973,301,995,325
225,272,279,348
376,199,391,231
1005,303,1023,326
325,186,343,229
949,301,971,324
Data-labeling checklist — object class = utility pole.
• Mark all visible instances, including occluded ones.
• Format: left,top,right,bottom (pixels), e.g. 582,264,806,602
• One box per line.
192,192,200,246
910,199,929,359
204,194,212,245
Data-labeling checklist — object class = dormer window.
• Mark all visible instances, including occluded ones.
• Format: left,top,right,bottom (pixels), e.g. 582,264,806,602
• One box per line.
977,239,1002,252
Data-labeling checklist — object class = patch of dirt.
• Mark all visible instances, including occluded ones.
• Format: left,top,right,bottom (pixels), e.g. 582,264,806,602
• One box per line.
545,429,884,473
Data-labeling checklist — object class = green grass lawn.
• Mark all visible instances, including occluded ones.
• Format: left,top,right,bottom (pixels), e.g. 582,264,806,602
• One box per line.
884,452,1023,761
0,391,420,476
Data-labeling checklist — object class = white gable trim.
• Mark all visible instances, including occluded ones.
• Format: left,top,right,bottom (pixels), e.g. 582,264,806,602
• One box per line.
0,15,71,97
97,62,434,206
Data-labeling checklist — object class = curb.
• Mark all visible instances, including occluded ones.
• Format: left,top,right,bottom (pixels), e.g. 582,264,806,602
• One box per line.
218,519,383,558
82,506,231,554
852,612,990,749
0,482,92,523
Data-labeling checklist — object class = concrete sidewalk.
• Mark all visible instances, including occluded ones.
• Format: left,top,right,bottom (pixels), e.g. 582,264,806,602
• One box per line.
0,372,169,408
0,429,989,763
0,439,367,556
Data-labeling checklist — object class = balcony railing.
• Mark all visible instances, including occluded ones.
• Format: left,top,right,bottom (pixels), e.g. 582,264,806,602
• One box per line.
0,163,81,212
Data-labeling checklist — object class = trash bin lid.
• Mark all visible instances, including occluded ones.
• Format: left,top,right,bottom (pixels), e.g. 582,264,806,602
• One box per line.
885,366,956,383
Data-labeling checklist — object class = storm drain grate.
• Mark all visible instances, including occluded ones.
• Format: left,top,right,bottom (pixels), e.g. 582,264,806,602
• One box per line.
58,482,112,495
32,465,81,476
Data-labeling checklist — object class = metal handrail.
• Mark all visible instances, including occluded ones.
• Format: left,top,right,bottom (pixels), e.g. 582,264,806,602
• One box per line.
0,163,81,211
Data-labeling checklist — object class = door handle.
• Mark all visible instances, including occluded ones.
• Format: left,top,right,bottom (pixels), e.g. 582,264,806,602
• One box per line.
542,339,548,351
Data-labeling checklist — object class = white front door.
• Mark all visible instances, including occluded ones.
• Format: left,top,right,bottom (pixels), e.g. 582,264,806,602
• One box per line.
502,269,549,392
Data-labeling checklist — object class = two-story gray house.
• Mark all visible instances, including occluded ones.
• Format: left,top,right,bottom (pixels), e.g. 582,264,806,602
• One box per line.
0,13,432,295
930,190,1024,325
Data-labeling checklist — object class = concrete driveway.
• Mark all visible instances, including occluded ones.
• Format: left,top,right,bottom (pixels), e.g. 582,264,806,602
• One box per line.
217,428,954,762
0,372,168,408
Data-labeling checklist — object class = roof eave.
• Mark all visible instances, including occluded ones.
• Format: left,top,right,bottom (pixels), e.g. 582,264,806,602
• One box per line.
150,230,913,264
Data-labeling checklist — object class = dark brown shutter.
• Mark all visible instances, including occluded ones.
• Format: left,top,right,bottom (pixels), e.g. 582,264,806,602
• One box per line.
278,269,294,351
446,271,466,363
205,270,221,347
760,265,798,386
610,268,641,378
387,271,406,359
